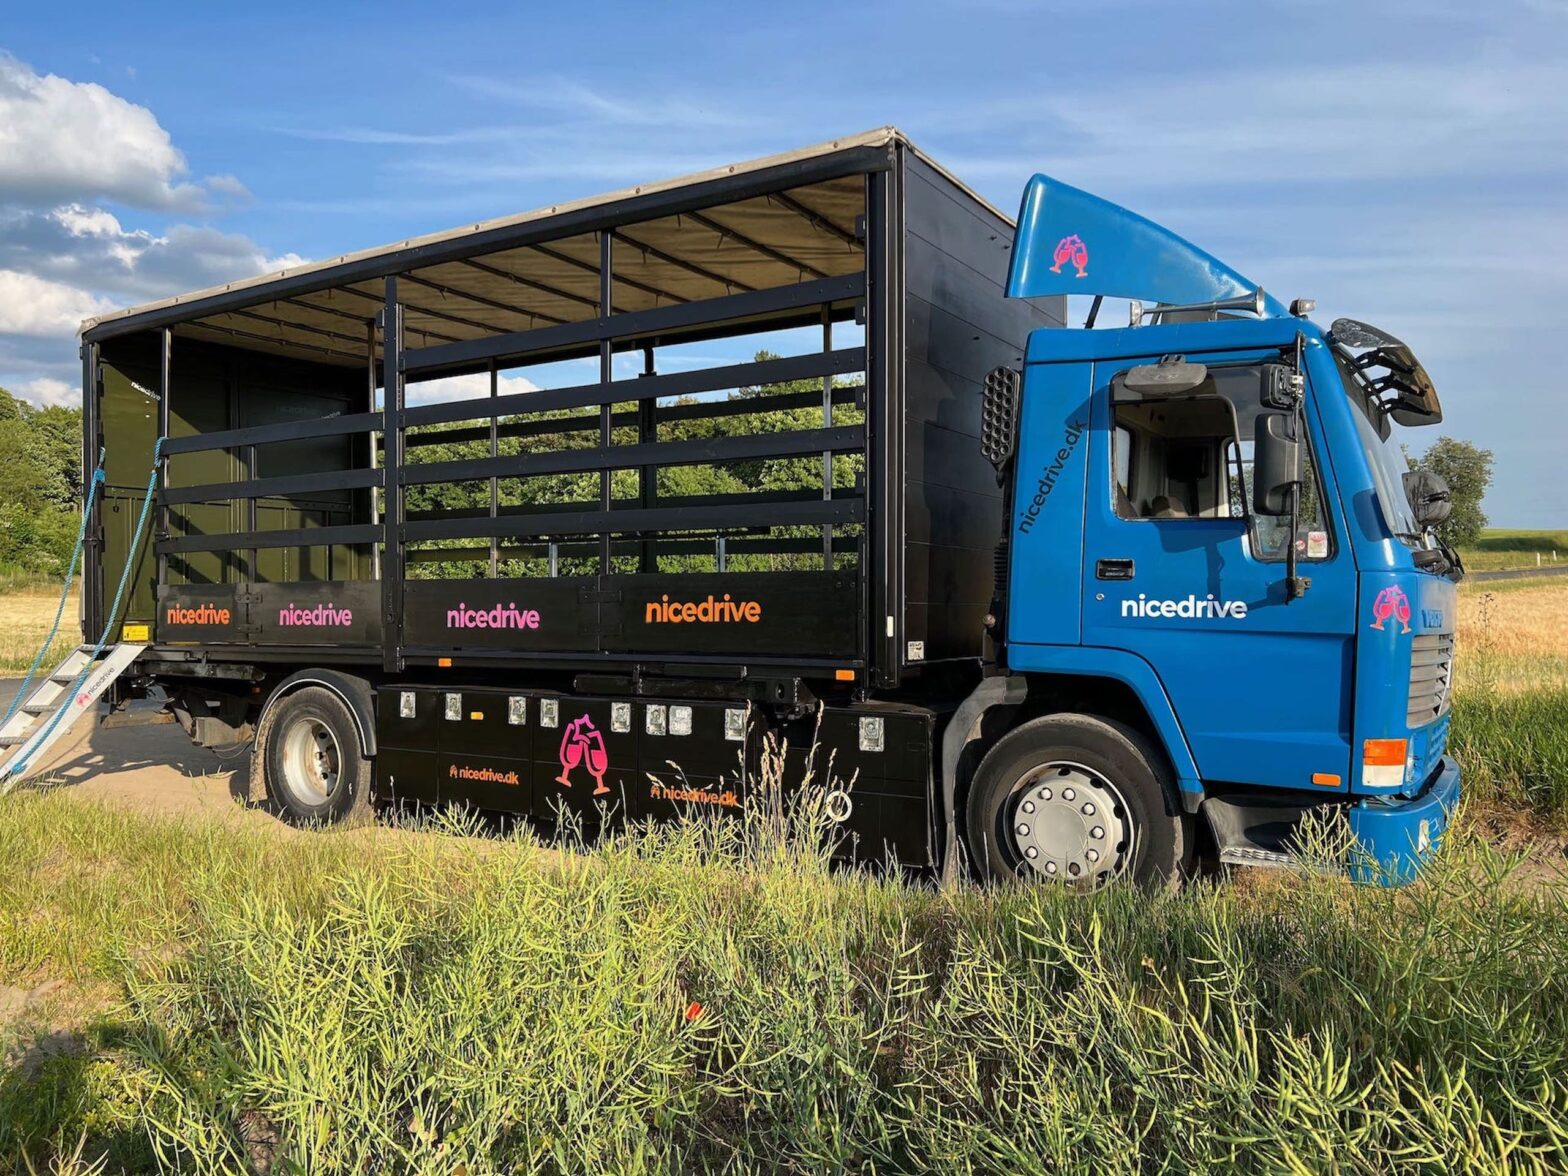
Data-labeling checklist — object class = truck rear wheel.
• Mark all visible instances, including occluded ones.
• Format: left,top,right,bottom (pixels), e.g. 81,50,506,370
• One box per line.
965,714,1187,887
256,687,372,826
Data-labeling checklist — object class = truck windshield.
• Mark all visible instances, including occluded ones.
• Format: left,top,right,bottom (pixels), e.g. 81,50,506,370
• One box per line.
1333,350,1421,544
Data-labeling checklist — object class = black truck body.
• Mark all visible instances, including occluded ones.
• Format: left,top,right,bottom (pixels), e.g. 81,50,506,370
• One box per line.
79,129,1061,867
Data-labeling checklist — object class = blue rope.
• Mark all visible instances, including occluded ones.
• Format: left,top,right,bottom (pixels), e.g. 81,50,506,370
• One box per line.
4,437,164,784
0,451,106,732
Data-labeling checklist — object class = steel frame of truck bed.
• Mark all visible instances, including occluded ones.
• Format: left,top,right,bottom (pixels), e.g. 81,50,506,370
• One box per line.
80,130,1057,693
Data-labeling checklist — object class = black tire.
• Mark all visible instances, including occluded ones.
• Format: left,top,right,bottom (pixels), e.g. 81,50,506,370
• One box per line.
255,687,373,826
964,713,1189,888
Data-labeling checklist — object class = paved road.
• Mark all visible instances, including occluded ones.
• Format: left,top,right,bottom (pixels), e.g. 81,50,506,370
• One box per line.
1468,565,1568,583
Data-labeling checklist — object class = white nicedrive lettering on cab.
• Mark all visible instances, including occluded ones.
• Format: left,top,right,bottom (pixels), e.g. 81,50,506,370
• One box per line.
1120,594,1249,620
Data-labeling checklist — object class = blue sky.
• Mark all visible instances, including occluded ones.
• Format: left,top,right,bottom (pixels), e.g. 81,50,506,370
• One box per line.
0,0,1563,526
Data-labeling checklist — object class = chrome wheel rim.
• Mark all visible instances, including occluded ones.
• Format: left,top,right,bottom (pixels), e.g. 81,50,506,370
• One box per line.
280,716,341,805
1004,761,1133,885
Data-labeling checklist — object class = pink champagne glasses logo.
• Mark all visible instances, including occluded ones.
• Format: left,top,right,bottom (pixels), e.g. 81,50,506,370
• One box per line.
1370,585,1412,634
556,714,610,796
1048,234,1089,278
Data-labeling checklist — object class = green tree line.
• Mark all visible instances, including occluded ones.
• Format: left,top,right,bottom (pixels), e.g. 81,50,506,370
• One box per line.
403,352,864,578
0,386,84,576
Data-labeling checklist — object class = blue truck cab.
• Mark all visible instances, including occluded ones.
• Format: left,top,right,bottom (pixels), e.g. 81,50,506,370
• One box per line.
961,175,1460,886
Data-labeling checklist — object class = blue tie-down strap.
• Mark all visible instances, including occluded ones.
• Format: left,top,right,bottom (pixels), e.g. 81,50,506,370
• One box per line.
2,438,163,784
0,454,107,733
1345,757,1462,885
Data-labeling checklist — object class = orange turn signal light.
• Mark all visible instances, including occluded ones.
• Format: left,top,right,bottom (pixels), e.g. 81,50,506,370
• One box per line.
1362,738,1408,767
438,657,453,668
1310,773,1342,787
835,669,855,682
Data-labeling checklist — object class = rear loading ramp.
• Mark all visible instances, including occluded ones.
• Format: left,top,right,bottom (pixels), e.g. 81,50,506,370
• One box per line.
80,130,1060,688
0,644,145,788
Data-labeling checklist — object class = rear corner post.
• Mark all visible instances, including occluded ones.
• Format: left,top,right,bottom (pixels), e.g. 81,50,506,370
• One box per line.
156,327,172,590
81,339,102,638
864,161,904,689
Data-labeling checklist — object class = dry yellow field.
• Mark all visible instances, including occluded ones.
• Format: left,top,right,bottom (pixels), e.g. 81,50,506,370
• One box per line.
1456,577,1568,692
0,590,81,674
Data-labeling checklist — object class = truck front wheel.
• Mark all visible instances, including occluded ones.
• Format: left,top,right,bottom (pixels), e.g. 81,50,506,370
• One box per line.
255,687,373,826
965,714,1188,887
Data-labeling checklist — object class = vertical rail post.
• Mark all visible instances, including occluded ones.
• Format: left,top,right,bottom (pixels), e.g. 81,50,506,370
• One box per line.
638,343,656,573
156,328,172,592
488,358,499,578
381,278,405,673
246,444,259,584
598,232,614,575
821,307,834,568
366,320,381,582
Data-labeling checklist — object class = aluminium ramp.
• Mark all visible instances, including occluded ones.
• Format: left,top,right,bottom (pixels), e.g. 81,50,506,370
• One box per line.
0,643,144,790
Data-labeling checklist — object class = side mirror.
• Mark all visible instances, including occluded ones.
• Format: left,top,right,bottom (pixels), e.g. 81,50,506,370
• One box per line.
1402,468,1452,529
1253,411,1300,516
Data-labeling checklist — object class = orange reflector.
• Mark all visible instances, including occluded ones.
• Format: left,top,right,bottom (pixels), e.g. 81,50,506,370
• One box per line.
469,711,484,721
835,669,855,682
438,657,453,668
1310,772,1341,787
1363,738,1408,766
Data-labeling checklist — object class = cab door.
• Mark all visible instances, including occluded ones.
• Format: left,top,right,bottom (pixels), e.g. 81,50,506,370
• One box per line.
1078,352,1357,792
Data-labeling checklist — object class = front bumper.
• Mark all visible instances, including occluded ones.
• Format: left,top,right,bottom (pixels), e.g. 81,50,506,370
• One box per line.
1345,755,1461,886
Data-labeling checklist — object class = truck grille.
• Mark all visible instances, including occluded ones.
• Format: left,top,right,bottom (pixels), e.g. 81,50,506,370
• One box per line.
1408,632,1455,727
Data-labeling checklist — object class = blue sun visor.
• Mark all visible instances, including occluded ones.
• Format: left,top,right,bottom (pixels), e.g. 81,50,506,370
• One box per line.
1006,174,1286,317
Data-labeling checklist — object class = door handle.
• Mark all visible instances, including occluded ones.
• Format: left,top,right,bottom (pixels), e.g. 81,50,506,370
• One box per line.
1096,558,1135,581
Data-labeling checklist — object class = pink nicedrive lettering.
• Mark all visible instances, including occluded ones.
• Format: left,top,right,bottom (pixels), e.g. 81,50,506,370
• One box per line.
447,602,542,630
278,602,353,627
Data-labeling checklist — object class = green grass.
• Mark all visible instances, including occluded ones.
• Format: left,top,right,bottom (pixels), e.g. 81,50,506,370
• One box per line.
1449,688,1568,823
0,567,72,595
1458,528,1568,572
3,786,1568,1173
1451,578,1568,825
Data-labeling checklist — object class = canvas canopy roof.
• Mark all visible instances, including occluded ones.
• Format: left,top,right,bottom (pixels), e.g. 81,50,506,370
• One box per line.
80,127,1007,370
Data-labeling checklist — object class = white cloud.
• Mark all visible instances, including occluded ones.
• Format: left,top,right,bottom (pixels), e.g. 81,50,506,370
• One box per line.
0,57,298,403
408,372,542,406
0,204,305,306
0,53,218,211
0,268,114,335
13,375,75,407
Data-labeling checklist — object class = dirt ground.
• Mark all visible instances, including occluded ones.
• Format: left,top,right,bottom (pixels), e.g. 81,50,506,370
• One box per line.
0,679,266,825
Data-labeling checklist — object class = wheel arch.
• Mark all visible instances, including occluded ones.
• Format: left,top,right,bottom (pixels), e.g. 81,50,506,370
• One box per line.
258,669,377,758
938,656,1204,880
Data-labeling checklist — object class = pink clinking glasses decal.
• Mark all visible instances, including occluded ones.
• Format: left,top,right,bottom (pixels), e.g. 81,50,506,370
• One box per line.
556,714,610,795
1048,234,1088,278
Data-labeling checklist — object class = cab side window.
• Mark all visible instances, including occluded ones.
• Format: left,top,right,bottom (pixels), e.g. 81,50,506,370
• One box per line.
1110,364,1330,560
